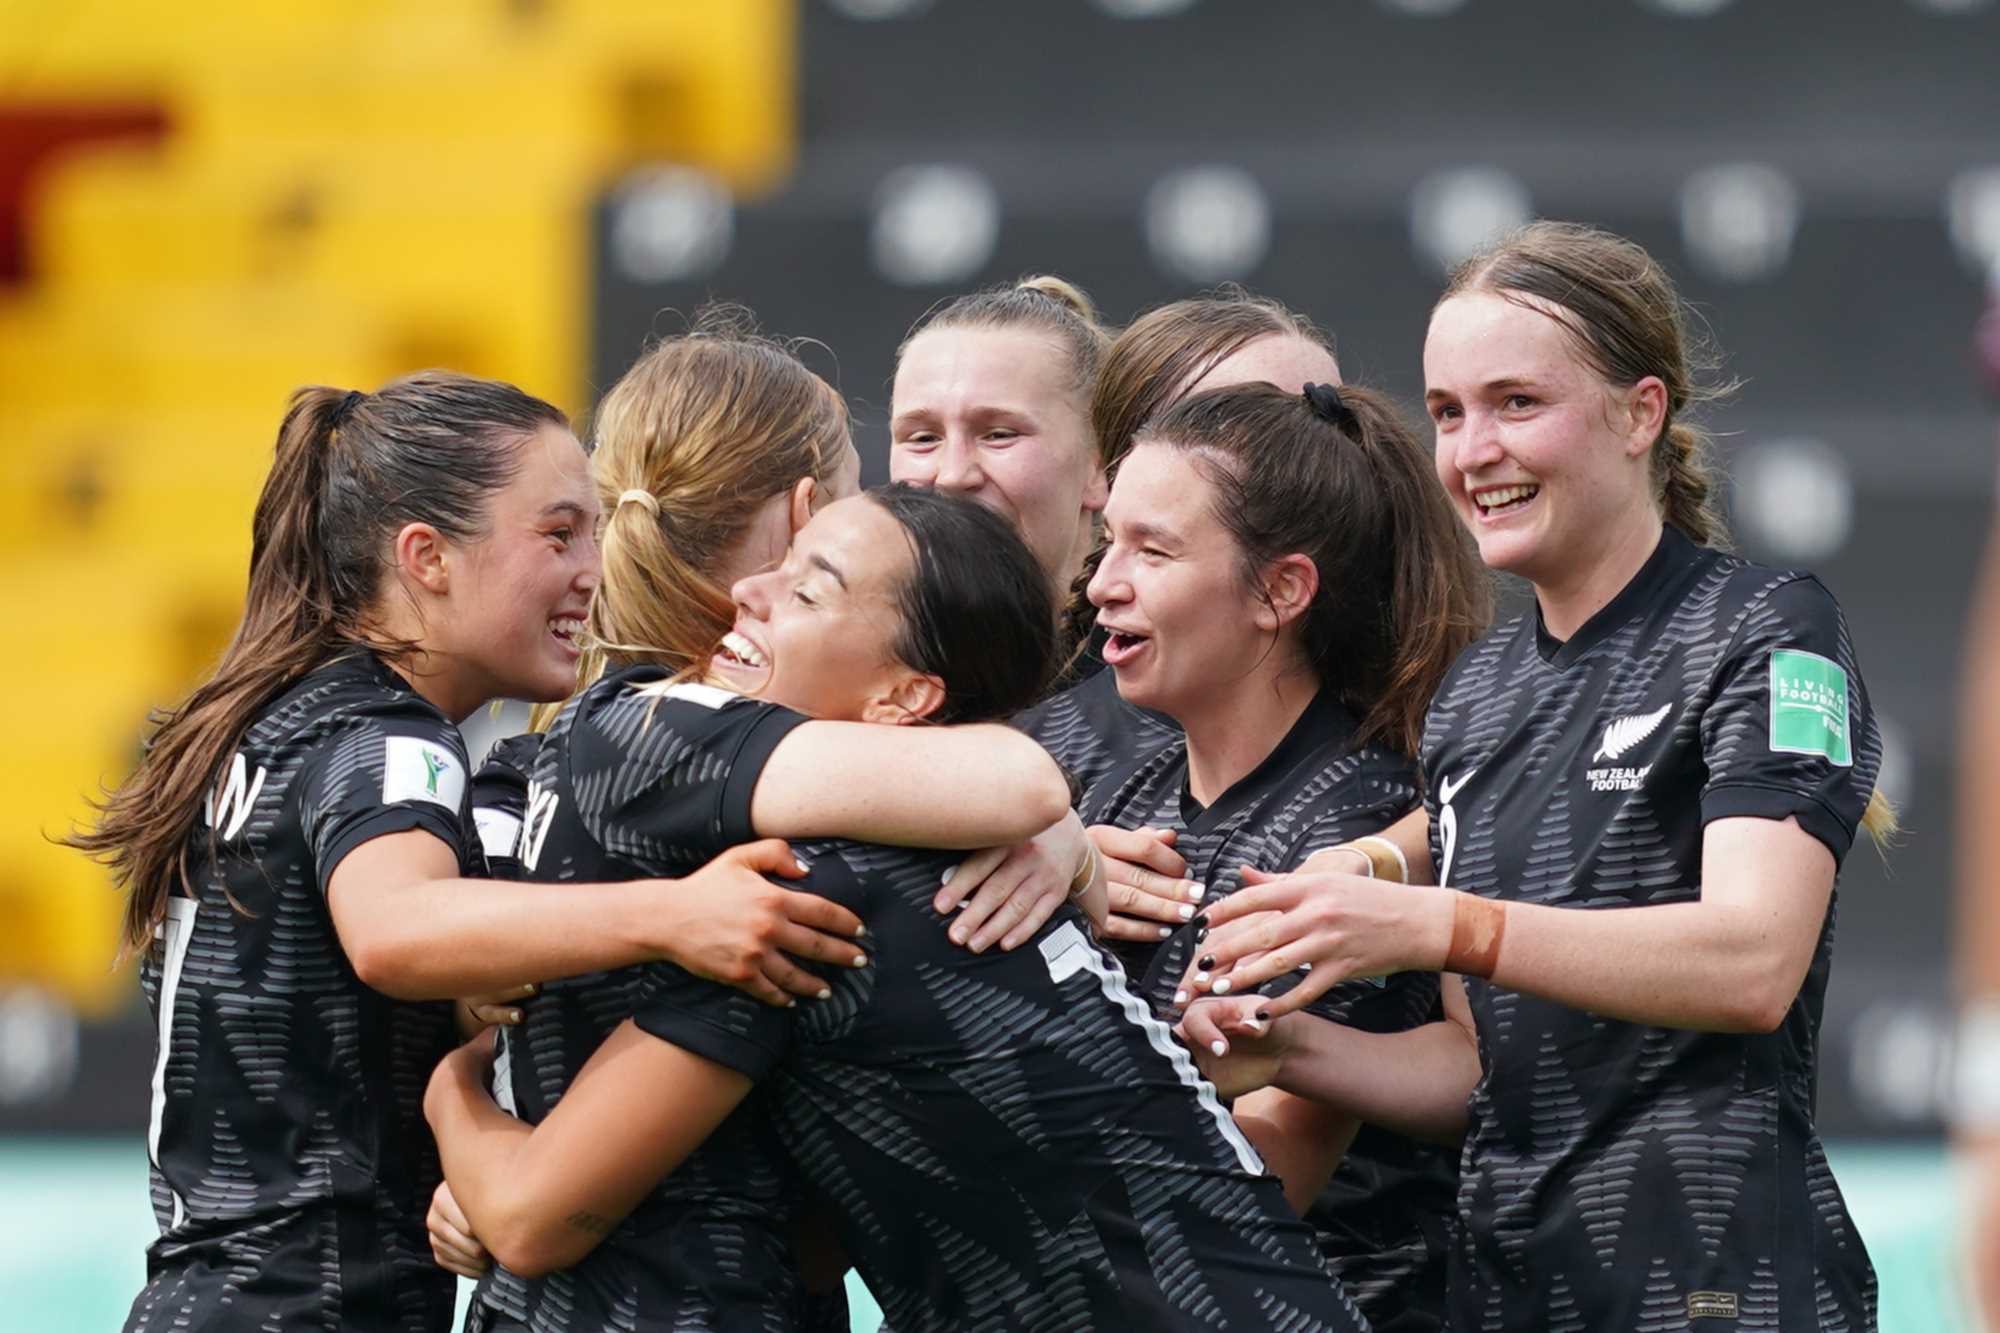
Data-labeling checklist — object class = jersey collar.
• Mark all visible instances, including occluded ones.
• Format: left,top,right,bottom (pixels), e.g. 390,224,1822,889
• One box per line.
1534,524,1706,669
1179,686,1360,828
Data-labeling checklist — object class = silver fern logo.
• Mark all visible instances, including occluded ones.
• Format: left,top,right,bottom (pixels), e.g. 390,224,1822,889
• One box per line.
1586,703,1672,792
1591,703,1672,763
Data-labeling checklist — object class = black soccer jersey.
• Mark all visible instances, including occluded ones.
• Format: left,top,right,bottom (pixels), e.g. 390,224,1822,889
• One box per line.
1015,663,1181,796
1421,525,1882,1333
470,731,540,879
126,652,470,1333
633,837,1372,1333
469,665,813,1333
1073,686,1450,1331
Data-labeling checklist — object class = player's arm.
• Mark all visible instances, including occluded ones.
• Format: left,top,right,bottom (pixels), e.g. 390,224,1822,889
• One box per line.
1187,813,1834,1033
329,834,864,1006
1185,974,1480,1145
751,720,1071,848
1294,806,1435,884
424,1022,752,1279
1229,1087,1358,1214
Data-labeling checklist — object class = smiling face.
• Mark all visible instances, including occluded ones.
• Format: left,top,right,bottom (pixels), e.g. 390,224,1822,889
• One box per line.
1422,291,1663,592
709,495,928,722
444,423,602,705
1086,441,1276,720
889,325,1106,591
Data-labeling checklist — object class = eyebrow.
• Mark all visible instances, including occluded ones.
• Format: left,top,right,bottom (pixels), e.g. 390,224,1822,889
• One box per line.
807,552,849,591
1425,376,1536,404
1121,518,1181,545
537,500,591,522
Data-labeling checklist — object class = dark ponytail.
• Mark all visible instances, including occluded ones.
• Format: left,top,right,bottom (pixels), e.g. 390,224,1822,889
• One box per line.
1140,382,1490,757
71,372,565,957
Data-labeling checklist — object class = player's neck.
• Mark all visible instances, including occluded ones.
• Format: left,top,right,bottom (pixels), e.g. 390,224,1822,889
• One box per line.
1179,659,1318,808
1532,509,1665,643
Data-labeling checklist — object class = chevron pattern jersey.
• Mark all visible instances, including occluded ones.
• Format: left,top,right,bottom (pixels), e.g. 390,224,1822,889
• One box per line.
1031,679,1455,1331
125,652,470,1333
467,666,812,1333
633,835,1374,1333
1422,525,1882,1332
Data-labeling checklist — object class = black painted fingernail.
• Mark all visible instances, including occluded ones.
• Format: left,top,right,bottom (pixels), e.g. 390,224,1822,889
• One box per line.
1194,925,1208,942
1191,912,1208,930
1255,1009,1270,1022
1198,954,1216,971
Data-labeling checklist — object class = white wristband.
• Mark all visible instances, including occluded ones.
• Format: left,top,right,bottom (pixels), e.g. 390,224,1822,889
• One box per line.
1353,835,1409,885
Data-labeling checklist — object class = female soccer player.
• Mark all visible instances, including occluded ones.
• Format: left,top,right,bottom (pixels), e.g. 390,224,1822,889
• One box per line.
427,485,1370,1333
71,374,858,1333
1182,221,1896,1332
446,331,1096,1332
887,274,1112,607
1079,380,1483,1332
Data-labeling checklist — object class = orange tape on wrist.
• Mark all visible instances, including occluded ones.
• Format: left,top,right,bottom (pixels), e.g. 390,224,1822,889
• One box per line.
1445,893,1506,979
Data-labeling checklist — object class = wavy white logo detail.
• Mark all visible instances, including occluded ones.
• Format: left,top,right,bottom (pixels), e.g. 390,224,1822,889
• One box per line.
1591,703,1673,764
1437,769,1473,887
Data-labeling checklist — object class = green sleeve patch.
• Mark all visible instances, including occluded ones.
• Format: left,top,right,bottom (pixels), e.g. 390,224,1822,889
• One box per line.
1768,648,1852,766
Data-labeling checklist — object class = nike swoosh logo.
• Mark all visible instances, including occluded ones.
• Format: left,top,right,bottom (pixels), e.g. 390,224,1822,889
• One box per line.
1439,770,1474,805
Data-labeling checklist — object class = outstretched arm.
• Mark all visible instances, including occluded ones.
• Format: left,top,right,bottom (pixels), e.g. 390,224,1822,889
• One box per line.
752,721,1071,849
1186,814,1834,1033
424,1022,752,1279
331,835,865,1005
1184,974,1481,1146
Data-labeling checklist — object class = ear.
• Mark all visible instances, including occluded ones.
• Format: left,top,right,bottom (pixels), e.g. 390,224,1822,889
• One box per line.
1623,376,1670,460
391,521,451,595
789,475,819,534
859,671,947,726
1252,553,1319,633
1080,456,1110,516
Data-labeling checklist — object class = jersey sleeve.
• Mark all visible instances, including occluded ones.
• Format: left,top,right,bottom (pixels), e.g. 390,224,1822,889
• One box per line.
470,732,539,879
1699,574,1882,861
629,842,871,1078
298,696,473,895
573,688,809,862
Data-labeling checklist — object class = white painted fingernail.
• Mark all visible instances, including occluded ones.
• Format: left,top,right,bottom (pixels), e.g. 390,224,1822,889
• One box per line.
852,954,869,968
816,988,832,1001
794,858,810,874
1156,925,1173,939
1210,1039,1227,1057
1187,882,1206,902
1178,903,1195,921
941,866,956,886
1299,962,1312,972
1174,989,1189,1006
1213,978,1232,995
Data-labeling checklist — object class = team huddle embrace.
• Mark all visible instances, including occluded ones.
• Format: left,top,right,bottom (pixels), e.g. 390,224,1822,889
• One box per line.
78,221,1894,1333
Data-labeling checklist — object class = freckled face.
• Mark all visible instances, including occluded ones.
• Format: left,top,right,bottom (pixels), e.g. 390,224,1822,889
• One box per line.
1423,292,1654,586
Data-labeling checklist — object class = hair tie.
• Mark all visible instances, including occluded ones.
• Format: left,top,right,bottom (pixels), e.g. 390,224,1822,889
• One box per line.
1302,382,1358,431
330,389,366,427
617,488,661,516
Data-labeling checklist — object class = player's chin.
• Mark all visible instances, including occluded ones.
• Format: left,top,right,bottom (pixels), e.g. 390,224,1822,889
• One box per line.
507,644,584,704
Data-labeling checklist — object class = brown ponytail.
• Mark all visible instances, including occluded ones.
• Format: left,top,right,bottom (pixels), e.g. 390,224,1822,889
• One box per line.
1139,382,1491,757
71,373,564,957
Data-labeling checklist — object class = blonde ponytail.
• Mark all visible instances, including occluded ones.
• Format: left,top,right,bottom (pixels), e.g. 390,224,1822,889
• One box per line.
529,307,851,729
1859,786,1900,851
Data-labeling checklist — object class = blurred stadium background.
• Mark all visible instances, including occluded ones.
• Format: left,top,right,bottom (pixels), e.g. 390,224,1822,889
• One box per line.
2,0,1993,1327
